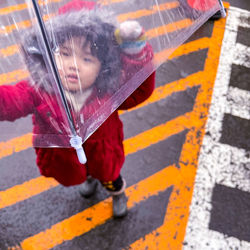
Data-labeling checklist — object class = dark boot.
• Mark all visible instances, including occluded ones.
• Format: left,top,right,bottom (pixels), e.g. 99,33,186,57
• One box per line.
79,176,98,198
102,176,128,218
112,191,128,218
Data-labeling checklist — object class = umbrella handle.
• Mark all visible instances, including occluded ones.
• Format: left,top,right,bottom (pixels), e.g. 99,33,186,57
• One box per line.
76,147,87,164
70,135,87,164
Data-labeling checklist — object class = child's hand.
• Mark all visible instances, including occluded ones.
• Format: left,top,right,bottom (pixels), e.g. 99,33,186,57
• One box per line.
118,21,144,41
115,21,147,55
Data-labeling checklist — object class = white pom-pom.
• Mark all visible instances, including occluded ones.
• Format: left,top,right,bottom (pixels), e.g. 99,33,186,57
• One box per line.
119,21,142,40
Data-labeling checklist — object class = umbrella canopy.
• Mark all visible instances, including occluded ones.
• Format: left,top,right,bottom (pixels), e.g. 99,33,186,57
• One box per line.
0,0,221,163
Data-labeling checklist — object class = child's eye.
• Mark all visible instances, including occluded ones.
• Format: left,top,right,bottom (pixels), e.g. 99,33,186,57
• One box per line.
61,52,70,57
83,57,92,62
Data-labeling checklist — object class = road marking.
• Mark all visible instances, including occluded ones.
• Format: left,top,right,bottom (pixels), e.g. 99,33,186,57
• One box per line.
125,111,199,155
117,2,180,22
20,165,179,250
0,16,211,211
0,32,202,86
0,4,188,85
0,1,179,36
0,0,63,15
0,133,32,159
1,17,206,59
0,15,191,64
0,3,28,15
0,69,29,86
127,128,202,250
0,176,58,210
0,70,205,210
0,44,20,57
126,4,229,249
0,0,126,16
147,19,192,38
0,18,208,159
184,6,250,249
0,110,194,210
7,9,227,249
0,14,52,35
233,43,250,68
168,37,210,58
0,2,227,248
126,70,205,112
0,1,180,34
0,67,204,161
226,86,250,120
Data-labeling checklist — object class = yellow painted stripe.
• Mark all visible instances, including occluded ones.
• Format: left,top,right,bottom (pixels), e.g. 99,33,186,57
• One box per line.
0,0,122,16
0,176,58,210
0,0,210,213
0,0,179,36
1,2,228,249
0,0,63,15
0,26,210,210
0,1,179,58
20,165,179,250
124,110,203,156
119,32,211,116
0,44,20,57
0,0,123,16
127,127,202,249
169,37,210,59
122,71,205,114
0,13,53,35
117,1,179,22
146,18,193,39
0,133,32,159
0,19,31,35
151,36,210,72
156,7,229,249
0,37,208,158
150,9,229,250
0,34,207,75
0,69,29,86
0,110,193,210
0,3,28,15
0,18,195,86
0,69,203,162
127,10,228,250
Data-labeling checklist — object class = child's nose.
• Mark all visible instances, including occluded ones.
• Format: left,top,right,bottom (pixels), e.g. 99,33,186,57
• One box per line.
69,65,79,72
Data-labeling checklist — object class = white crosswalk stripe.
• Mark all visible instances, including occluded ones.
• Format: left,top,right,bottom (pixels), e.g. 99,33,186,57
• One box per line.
184,6,250,249
226,86,250,120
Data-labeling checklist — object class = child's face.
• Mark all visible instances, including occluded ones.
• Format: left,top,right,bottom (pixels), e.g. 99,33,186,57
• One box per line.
55,37,101,92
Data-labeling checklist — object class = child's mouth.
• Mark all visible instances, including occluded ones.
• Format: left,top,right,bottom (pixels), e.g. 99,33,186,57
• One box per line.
66,74,79,83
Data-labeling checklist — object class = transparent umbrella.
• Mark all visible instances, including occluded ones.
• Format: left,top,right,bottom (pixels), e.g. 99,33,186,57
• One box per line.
0,0,223,163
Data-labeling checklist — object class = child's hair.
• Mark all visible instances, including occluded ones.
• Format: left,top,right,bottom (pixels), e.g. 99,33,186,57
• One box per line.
22,8,122,95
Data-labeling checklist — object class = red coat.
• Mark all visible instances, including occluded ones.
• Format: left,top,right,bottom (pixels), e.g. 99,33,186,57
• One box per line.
0,0,155,186
0,56,155,187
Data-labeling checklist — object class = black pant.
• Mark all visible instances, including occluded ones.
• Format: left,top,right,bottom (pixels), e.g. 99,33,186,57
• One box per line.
101,175,124,192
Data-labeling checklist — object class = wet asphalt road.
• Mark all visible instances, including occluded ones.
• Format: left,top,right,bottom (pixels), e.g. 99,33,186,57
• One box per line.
0,0,249,249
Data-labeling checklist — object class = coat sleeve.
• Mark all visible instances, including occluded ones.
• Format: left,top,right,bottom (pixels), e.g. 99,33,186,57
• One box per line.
0,81,39,121
118,43,155,110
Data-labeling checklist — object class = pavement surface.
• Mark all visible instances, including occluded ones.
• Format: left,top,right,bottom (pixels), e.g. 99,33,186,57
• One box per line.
0,0,249,249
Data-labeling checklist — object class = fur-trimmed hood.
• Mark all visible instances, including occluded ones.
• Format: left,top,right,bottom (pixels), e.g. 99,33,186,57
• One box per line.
22,4,121,95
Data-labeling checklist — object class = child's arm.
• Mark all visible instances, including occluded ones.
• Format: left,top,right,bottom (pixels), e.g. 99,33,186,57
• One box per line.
118,72,155,110
0,80,39,121
115,21,154,75
115,21,155,110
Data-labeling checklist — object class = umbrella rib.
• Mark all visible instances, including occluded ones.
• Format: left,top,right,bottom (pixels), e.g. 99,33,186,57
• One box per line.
30,0,77,137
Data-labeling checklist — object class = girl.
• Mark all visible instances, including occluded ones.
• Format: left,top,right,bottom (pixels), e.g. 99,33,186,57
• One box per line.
0,0,155,218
